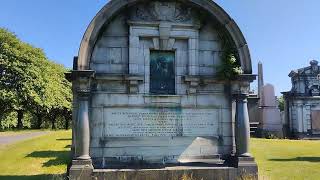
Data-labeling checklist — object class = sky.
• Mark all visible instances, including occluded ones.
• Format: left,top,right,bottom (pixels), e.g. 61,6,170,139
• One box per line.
0,0,319,95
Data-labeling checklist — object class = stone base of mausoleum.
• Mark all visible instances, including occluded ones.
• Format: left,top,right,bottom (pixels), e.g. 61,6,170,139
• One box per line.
69,158,258,180
292,132,320,140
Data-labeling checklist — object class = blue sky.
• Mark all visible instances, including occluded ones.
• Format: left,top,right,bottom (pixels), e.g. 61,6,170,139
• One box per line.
0,0,319,95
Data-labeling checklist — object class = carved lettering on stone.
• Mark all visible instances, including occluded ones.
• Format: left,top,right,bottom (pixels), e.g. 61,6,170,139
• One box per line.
103,108,220,137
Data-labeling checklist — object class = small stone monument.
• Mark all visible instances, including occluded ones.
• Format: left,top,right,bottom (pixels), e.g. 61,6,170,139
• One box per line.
260,84,283,136
67,0,258,179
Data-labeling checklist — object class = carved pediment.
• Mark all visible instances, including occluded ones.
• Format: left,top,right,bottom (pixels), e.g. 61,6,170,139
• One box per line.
130,1,199,24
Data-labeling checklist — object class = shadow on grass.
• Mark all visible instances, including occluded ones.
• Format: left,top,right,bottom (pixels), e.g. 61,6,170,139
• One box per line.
269,157,320,163
0,174,66,180
56,138,72,141
26,151,72,167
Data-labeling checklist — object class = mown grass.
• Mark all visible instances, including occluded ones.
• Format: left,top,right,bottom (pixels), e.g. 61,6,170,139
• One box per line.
1,131,320,180
0,130,72,180
251,138,320,180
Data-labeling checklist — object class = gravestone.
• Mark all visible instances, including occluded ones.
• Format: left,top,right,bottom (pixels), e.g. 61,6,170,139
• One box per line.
67,0,258,179
260,84,283,136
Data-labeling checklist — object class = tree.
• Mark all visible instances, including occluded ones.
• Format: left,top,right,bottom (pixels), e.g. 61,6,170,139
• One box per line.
0,28,47,128
42,62,72,129
278,95,285,112
0,28,72,129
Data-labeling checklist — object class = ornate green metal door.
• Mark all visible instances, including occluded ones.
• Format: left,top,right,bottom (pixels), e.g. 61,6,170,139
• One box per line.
150,51,175,94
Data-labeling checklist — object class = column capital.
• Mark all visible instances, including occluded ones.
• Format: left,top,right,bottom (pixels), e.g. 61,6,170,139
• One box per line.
233,93,249,101
66,70,95,96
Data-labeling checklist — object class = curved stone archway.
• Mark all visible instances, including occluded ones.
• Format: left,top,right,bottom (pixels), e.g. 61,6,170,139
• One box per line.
77,0,252,74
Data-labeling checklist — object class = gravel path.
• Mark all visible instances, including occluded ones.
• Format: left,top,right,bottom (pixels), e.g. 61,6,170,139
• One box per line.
0,131,49,145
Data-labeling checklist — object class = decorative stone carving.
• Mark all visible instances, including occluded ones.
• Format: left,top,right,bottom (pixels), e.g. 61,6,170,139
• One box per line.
306,79,320,94
125,75,144,94
183,75,200,94
93,74,144,94
130,2,198,24
310,60,319,73
67,70,95,95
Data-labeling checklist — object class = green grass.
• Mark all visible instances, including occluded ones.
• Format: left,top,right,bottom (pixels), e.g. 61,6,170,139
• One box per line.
0,130,72,180
0,131,320,180
251,138,320,180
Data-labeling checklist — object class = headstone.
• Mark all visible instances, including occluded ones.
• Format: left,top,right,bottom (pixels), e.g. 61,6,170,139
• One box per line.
260,84,283,136
67,0,258,179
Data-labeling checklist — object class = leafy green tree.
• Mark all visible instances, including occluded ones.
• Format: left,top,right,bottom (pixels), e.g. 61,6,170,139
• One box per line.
216,48,243,80
278,95,285,112
42,62,72,129
0,28,72,130
0,28,47,128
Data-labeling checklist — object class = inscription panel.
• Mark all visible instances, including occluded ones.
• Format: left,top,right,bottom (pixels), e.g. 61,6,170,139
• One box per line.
104,108,220,137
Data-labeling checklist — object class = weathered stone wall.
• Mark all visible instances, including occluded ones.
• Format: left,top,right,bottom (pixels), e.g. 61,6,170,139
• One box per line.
69,1,257,179
85,1,234,168
91,14,129,74
284,61,320,137
287,98,320,135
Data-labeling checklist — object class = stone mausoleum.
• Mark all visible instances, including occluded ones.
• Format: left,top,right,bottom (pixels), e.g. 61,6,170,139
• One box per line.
282,60,320,138
68,0,258,179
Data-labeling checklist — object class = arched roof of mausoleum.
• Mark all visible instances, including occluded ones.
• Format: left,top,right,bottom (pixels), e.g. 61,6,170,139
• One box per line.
77,0,253,74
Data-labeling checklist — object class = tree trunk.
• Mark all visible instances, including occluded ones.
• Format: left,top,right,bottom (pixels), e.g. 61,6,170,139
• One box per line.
51,114,57,130
17,110,24,129
51,120,56,130
65,116,70,130
36,114,42,129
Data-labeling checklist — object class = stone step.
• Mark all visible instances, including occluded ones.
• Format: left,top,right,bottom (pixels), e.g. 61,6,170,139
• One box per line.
92,166,238,180
250,122,260,136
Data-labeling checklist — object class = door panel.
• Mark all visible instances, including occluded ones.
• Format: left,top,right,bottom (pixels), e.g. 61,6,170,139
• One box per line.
150,51,175,95
311,110,320,134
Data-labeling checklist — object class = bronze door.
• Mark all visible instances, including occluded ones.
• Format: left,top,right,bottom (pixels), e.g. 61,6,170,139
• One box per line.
150,51,175,95
311,110,320,133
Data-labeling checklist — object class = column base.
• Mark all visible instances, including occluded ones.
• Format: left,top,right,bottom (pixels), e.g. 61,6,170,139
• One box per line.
238,152,252,157
237,156,258,179
69,159,94,180
77,155,91,160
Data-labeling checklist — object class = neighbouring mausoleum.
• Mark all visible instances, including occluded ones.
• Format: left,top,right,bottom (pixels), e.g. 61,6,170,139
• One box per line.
67,0,258,179
282,60,320,138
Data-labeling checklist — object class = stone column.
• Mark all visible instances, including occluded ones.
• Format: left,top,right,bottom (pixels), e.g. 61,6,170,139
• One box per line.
235,93,251,157
231,75,258,178
75,93,91,160
68,70,95,180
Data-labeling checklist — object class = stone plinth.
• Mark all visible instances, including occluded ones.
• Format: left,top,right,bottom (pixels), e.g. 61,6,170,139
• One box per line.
92,166,257,180
69,160,94,180
261,107,283,131
260,84,283,136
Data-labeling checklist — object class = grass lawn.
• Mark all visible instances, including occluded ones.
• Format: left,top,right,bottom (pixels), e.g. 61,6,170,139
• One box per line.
251,138,320,180
0,130,72,180
1,131,320,180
